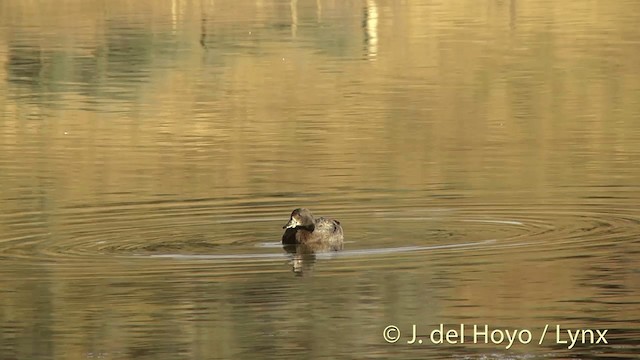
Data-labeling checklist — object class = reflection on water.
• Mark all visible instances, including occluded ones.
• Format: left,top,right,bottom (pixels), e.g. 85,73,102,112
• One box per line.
364,0,378,60
1,0,640,359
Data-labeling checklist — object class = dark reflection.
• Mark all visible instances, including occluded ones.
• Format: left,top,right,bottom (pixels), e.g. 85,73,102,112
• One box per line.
281,244,344,275
283,244,318,275
0,274,54,359
511,0,517,31
76,21,159,105
3,22,178,110
200,1,209,48
104,23,153,76
6,44,43,86
282,234,343,275
4,42,67,107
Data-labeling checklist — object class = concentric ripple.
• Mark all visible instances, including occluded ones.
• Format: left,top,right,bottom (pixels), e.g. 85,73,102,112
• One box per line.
1,199,639,272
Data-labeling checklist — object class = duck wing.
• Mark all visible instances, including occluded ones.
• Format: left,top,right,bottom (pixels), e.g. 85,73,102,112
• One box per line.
315,217,343,234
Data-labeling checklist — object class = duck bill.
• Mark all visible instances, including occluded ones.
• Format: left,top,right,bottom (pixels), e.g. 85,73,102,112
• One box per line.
283,217,300,229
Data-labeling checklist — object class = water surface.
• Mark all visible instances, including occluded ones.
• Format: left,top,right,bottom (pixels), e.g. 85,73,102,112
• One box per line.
1,0,639,359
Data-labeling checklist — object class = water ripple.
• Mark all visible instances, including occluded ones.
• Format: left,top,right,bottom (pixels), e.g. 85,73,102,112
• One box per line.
1,201,638,275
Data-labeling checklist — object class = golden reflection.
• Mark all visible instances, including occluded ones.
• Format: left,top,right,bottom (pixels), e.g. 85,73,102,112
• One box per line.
290,0,298,38
364,0,378,60
0,0,639,358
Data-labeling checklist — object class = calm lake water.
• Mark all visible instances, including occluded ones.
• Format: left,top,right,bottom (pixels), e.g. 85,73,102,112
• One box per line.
1,0,639,359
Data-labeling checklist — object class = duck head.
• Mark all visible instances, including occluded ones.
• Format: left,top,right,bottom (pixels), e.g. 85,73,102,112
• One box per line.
283,208,315,231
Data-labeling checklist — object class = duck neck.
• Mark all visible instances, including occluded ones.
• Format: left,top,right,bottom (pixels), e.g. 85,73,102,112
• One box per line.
301,223,315,232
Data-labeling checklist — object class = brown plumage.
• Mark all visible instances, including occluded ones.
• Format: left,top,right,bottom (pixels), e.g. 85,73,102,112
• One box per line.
281,208,344,251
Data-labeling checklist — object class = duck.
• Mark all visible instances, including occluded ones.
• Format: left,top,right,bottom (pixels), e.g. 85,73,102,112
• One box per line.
281,208,344,251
